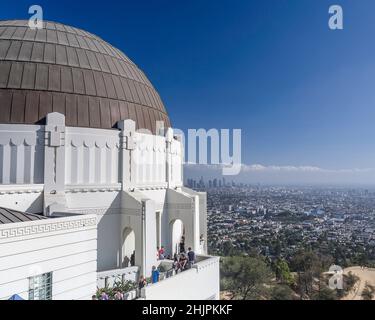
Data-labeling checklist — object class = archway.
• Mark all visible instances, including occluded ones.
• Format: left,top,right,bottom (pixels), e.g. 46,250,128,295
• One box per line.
122,227,135,268
169,219,184,256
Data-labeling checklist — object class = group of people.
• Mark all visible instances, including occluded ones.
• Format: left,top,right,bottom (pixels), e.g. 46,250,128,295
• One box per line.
172,247,196,273
136,266,160,292
139,246,196,288
156,242,196,272
122,250,135,268
95,245,197,300
157,246,169,260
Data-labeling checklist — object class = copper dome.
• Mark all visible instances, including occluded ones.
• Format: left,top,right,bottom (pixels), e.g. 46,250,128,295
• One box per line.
0,20,170,133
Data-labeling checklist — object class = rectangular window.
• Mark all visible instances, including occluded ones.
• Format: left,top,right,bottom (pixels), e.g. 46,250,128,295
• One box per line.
29,272,53,300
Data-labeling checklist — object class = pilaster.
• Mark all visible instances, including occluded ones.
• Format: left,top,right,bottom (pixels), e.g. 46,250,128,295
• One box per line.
43,112,66,215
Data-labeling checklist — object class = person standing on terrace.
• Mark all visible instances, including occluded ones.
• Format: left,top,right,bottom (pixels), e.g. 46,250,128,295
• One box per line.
151,266,160,284
187,247,196,268
130,251,135,266
138,275,147,290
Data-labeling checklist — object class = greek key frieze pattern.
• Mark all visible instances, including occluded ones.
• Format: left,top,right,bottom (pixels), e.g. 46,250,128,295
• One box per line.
0,217,96,239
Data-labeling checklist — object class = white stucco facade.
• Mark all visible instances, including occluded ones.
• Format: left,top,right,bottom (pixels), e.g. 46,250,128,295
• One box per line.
0,214,97,300
0,113,218,300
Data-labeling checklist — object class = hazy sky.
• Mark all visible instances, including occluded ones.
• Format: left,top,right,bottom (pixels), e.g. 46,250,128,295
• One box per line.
2,0,375,184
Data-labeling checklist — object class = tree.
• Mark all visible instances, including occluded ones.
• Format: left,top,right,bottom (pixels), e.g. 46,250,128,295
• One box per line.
274,259,294,285
221,240,236,256
271,239,282,257
290,250,321,298
345,272,359,292
221,256,272,300
270,285,295,300
311,286,337,300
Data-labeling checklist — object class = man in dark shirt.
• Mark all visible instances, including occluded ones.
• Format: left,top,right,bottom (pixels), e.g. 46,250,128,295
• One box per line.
187,247,195,268
179,240,185,254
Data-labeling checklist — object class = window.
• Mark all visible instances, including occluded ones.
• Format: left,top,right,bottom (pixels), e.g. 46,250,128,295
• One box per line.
29,272,53,300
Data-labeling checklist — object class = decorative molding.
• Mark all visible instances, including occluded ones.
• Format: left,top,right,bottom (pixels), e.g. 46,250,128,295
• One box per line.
137,185,168,191
0,135,41,147
67,135,119,149
0,189,42,195
68,207,142,216
65,184,121,193
0,217,96,240
68,208,109,215
0,184,43,195
44,127,65,147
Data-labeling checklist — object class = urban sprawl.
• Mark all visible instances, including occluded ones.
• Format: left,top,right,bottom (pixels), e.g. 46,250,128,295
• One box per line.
186,178,375,267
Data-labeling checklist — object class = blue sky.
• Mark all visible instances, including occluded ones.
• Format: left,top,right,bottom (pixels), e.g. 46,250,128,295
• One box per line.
2,0,375,182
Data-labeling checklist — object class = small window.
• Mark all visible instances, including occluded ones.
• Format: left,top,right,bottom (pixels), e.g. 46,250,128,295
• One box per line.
29,272,53,300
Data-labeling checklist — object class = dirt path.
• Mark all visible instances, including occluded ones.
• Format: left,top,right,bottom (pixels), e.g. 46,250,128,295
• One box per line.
342,266,375,300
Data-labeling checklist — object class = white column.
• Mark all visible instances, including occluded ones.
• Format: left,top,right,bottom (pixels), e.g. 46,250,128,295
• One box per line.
43,112,66,215
118,119,136,189
192,195,201,253
142,199,157,277
165,128,174,188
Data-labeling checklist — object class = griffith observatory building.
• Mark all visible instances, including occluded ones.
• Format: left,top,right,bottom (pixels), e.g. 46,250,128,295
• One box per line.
0,20,219,300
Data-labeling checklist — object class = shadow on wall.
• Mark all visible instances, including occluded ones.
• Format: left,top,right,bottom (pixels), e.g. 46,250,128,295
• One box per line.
169,218,184,256
26,194,43,213
97,192,122,272
122,227,135,268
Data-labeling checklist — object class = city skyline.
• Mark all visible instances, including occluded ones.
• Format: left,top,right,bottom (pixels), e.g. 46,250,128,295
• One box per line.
184,163,375,186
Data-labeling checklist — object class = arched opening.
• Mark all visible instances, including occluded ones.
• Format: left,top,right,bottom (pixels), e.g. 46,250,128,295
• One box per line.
122,227,135,268
169,219,185,256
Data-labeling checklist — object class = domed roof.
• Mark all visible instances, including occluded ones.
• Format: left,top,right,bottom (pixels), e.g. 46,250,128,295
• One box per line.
0,20,170,133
